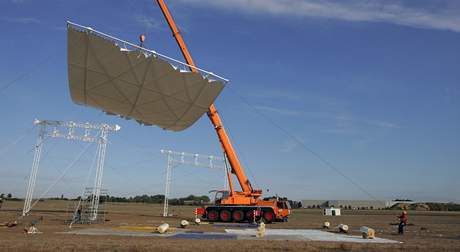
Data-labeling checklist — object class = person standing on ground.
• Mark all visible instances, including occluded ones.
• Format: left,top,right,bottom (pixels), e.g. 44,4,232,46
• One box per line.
398,210,408,234
75,205,82,222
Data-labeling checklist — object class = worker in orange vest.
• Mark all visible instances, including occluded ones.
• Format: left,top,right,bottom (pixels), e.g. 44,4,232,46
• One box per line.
398,210,408,234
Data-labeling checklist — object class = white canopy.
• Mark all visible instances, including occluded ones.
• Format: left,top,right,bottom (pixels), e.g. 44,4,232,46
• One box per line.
67,25,225,131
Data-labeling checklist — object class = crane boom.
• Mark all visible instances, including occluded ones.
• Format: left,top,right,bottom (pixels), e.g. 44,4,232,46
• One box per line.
154,0,291,223
155,0,254,195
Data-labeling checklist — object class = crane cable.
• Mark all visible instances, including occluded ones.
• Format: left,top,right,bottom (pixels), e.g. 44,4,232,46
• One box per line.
0,54,54,95
0,125,36,157
69,140,99,229
219,115,259,190
227,87,379,201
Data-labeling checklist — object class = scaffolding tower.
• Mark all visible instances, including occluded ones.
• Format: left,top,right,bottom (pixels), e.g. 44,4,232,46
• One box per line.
69,187,108,224
23,119,120,217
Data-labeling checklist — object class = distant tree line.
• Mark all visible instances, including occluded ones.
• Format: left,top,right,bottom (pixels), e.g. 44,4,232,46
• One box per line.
49,194,304,208
69,194,211,206
393,199,413,202
0,193,12,199
303,205,380,210
0,193,21,201
425,202,460,211
49,194,303,208
4,192,459,211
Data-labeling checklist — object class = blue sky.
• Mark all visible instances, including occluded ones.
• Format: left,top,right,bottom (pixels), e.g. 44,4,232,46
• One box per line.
0,0,459,202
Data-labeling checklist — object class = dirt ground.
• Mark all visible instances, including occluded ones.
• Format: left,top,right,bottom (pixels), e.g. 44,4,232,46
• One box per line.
1,200,459,251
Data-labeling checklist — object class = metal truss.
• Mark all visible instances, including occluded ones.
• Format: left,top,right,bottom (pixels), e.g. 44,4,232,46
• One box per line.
160,149,228,217
23,119,120,218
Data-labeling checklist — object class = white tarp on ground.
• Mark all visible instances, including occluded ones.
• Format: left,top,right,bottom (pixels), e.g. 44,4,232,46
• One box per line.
67,26,225,131
225,229,401,243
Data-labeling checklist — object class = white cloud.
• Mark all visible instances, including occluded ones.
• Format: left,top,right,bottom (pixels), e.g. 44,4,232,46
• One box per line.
334,113,401,130
364,119,400,129
177,0,460,33
252,90,302,101
254,104,400,130
255,105,303,116
320,128,354,135
2,17,40,24
135,15,163,31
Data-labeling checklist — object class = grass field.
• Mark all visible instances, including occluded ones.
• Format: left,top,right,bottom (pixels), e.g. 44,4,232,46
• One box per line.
1,200,459,251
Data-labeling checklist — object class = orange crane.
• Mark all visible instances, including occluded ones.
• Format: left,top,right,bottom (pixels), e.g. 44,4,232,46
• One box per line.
155,0,291,222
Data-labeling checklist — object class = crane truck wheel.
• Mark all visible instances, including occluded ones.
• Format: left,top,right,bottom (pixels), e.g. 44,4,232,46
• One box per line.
219,209,232,222
232,210,245,222
262,211,274,223
207,209,219,222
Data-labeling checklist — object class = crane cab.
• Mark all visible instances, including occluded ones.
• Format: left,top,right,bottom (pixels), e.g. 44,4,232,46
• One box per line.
211,190,229,205
277,200,291,221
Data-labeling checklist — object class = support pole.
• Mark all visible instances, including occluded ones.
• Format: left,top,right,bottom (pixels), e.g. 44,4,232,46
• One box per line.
224,166,228,191
163,151,173,217
23,124,45,216
90,127,109,220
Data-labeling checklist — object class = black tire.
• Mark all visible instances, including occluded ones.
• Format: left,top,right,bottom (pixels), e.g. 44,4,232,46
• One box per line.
219,209,232,222
262,210,274,223
232,210,245,222
207,209,219,222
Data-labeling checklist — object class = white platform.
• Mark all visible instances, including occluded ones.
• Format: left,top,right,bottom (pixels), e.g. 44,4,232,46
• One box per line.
225,228,401,244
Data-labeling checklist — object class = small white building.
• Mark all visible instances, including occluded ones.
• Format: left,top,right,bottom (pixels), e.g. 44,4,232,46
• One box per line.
323,207,341,216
